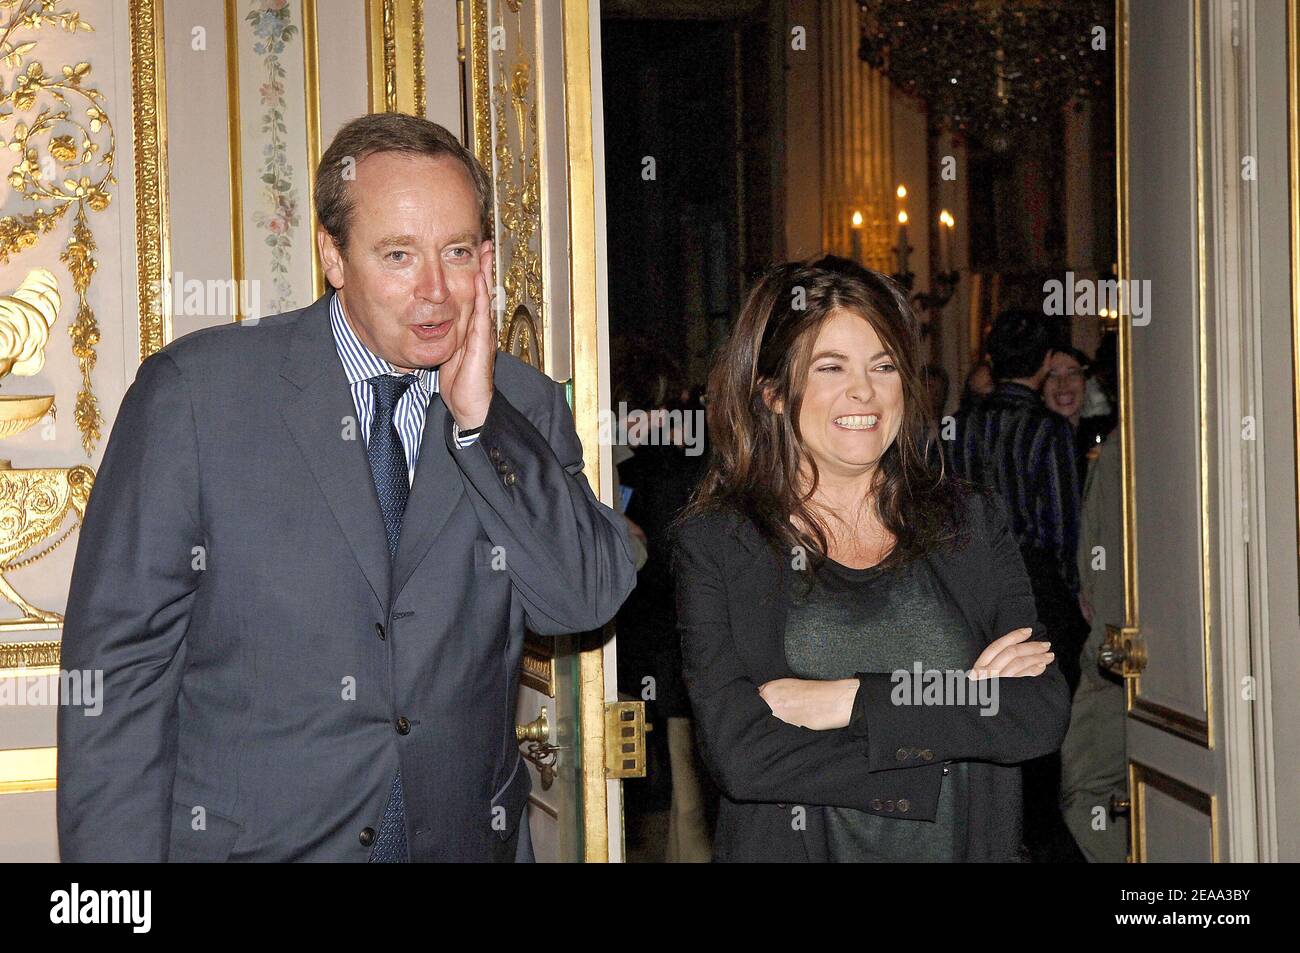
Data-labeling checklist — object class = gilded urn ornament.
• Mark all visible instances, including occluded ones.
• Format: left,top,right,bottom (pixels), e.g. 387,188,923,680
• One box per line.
0,268,95,627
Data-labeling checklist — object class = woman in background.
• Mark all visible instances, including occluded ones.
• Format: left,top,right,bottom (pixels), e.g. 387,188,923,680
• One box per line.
672,256,1071,862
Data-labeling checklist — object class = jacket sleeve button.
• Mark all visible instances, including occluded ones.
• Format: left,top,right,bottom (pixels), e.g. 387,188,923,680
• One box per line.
920,748,934,761
898,799,910,812
870,798,884,811
896,747,910,762
504,472,517,487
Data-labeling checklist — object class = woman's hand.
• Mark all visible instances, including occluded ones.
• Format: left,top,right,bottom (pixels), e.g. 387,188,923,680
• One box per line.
968,627,1055,680
757,677,859,730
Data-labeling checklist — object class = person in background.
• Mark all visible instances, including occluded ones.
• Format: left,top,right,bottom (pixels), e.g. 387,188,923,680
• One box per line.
958,359,994,414
1043,345,1115,489
613,351,711,861
612,442,650,573
1043,341,1128,862
945,309,1089,863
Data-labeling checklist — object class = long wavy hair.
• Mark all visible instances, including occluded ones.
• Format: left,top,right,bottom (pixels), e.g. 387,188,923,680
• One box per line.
676,254,970,574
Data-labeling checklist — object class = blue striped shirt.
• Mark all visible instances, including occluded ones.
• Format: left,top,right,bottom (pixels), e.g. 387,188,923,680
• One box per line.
329,292,479,487
945,381,1081,594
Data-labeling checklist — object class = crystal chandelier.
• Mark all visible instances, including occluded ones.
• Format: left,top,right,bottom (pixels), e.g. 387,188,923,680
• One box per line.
857,0,1112,151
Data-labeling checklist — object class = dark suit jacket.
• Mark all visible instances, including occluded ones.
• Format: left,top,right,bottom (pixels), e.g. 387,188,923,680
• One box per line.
672,487,1071,862
57,293,637,862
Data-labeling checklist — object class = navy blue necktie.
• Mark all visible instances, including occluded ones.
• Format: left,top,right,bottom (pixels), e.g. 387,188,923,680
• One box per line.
366,373,416,862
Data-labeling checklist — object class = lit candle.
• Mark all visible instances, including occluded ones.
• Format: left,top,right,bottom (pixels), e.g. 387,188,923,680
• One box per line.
939,209,954,273
897,209,909,274
851,210,864,264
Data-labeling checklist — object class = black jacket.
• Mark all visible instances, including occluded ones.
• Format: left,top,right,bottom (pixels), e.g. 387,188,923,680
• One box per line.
671,487,1072,862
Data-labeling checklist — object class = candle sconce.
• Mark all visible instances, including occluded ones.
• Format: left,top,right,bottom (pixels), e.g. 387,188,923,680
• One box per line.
912,269,960,313
892,262,961,344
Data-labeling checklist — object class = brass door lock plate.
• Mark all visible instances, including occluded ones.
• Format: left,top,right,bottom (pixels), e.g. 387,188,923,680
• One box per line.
604,700,649,779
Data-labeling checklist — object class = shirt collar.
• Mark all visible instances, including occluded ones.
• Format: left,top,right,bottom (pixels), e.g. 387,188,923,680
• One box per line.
328,291,438,394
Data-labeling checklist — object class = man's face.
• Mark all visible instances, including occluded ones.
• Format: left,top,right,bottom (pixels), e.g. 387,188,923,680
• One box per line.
318,152,492,372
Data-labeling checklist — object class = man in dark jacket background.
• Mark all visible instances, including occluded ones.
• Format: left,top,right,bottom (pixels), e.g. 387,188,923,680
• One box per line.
945,308,1090,863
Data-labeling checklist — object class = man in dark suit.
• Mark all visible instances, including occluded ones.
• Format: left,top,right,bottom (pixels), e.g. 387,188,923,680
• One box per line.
56,113,637,862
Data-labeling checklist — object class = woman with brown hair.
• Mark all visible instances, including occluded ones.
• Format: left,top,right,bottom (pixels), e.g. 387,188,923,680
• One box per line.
671,255,1072,862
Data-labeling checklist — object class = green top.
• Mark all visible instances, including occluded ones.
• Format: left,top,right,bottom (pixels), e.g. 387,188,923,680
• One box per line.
784,555,981,862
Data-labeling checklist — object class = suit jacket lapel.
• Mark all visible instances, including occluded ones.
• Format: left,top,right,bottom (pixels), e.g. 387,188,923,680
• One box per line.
278,294,391,612
392,392,465,600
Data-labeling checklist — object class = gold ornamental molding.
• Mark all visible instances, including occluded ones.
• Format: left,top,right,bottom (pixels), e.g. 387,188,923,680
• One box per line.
366,0,427,116
1288,0,1300,591
462,1,544,367
1128,760,1218,862
559,0,610,865
503,302,540,368
465,0,492,172
0,0,116,454
489,0,543,366
302,0,324,298
0,637,59,675
520,635,556,696
129,0,168,362
0,462,93,630
223,0,244,323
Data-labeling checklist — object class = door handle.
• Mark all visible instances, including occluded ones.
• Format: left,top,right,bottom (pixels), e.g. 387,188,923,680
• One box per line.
1099,624,1146,678
516,707,549,743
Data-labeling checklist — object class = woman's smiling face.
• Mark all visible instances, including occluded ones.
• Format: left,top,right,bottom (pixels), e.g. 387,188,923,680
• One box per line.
792,309,905,482
1044,351,1086,419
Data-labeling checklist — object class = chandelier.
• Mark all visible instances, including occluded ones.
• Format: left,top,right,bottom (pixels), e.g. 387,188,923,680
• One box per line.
857,0,1112,151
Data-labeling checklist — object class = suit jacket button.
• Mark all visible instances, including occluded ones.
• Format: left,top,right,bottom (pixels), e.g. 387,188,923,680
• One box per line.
396,716,411,735
870,798,883,811
489,447,502,461
360,827,376,846
375,623,386,641
884,800,895,811
920,749,933,761
497,461,510,473
896,747,909,762
898,799,910,812
504,472,517,487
